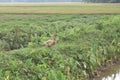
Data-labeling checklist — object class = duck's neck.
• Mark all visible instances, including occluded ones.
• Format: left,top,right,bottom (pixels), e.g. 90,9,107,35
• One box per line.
51,37,56,40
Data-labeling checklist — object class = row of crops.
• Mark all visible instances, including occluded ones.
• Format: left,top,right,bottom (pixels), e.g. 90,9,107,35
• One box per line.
0,14,120,80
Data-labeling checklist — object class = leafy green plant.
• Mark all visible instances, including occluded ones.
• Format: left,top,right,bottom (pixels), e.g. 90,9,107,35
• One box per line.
0,14,120,80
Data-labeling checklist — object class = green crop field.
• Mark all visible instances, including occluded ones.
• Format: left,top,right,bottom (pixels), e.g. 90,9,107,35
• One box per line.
0,3,120,80
0,3,120,14
0,14,120,80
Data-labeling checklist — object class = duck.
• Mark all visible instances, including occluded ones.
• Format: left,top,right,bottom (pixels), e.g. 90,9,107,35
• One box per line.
43,34,57,47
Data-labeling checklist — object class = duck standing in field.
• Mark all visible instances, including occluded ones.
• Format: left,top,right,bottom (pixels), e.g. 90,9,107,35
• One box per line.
43,34,57,47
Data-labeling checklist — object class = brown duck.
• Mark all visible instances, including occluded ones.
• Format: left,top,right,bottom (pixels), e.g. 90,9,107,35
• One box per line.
43,34,57,47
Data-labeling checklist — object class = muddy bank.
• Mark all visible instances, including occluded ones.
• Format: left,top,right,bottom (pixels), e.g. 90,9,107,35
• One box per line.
90,59,120,80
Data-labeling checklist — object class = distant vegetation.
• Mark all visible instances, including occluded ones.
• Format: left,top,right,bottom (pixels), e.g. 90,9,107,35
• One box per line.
0,14,120,80
0,0,82,2
0,3,120,14
0,0,120,3
83,0,120,3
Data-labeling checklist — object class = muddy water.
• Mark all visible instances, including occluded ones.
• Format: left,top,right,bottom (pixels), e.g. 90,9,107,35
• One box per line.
93,62,120,80
102,69,120,80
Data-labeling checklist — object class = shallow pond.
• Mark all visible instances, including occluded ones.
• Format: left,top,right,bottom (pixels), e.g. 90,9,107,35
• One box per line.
93,62,120,80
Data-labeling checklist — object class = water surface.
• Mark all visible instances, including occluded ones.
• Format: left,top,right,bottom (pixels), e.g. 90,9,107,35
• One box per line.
102,69,120,80
93,62,120,80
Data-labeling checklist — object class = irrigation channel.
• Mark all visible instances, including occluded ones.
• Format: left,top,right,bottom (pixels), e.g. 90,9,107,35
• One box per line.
93,61,120,80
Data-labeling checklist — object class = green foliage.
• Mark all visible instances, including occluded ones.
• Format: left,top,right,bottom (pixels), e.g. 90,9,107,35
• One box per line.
47,70,65,80
0,14,120,80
